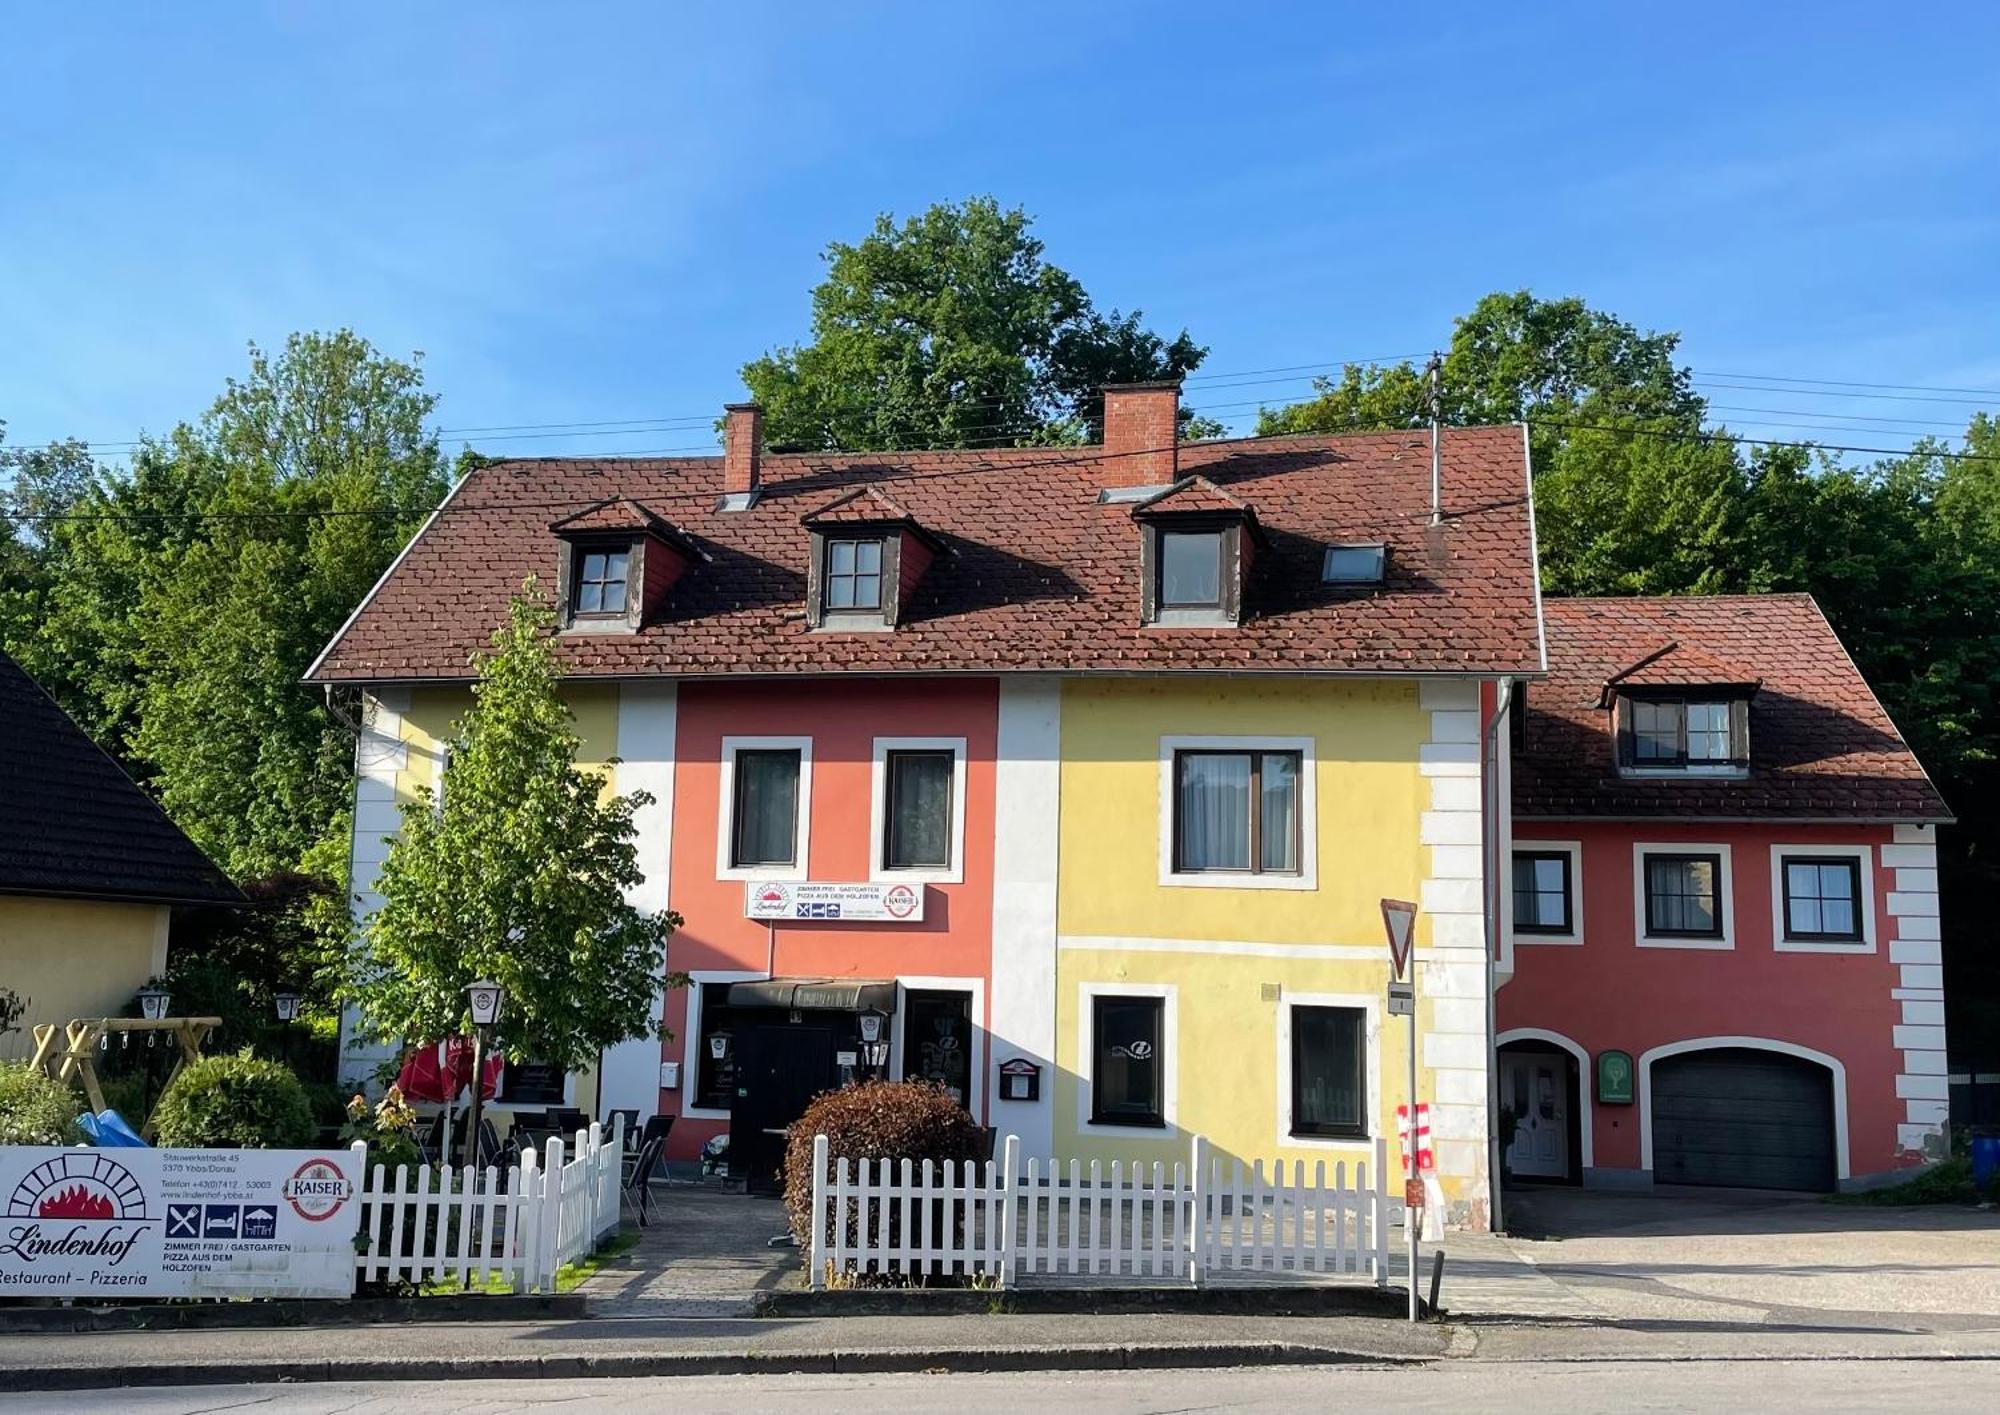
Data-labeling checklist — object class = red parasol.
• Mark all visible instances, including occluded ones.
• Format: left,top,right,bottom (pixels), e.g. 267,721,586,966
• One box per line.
394,1037,503,1104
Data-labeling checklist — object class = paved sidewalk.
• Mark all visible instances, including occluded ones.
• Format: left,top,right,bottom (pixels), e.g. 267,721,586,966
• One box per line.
582,1188,798,1315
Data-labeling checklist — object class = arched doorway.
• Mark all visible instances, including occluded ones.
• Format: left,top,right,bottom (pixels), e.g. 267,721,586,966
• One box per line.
1498,1033,1586,1185
1644,1043,1840,1192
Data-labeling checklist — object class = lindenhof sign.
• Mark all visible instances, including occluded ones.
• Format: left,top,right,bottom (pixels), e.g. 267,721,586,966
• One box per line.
745,880,926,923
0,1147,363,1299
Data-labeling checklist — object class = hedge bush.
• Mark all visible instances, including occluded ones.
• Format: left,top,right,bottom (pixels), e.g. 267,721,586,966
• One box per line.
783,1080,986,1278
151,1049,316,1148
0,1063,82,1146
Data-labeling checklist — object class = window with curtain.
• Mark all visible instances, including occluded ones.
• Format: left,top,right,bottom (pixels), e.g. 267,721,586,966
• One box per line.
1290,1005,1366,1138
730,748,801,868
1158,530,1223,607
1644,852,1723,937
572,547,629,615
1512,851,1572,933
1091,995,1164,1126
884,749,954,870
1173,749,1301,874
1782,856,1862,941
825,538,884,611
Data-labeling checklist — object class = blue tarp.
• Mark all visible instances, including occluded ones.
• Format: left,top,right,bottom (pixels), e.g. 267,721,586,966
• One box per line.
79,1109,148,1146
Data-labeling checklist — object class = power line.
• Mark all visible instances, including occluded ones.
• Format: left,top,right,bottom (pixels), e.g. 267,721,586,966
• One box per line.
1527,417,1998,464
1692,369,2000,399
1696,380,1997,408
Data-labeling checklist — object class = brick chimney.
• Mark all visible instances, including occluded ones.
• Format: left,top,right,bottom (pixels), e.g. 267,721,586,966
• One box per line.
1100,381,1180,489
723,402,763,500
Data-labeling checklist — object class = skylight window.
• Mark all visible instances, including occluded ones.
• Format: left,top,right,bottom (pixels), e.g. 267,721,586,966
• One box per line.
1322,543,1386,584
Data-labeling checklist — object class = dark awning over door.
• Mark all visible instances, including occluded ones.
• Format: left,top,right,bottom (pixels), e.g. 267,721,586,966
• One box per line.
1651,1047,1837,1192
727,978,898,1013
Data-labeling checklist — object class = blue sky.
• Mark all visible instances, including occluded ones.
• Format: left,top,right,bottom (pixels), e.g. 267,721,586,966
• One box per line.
3,3,1996,461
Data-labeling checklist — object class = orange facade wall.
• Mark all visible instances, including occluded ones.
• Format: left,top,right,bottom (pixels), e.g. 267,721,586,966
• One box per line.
1500,819,1912,1181
657,678,998,1158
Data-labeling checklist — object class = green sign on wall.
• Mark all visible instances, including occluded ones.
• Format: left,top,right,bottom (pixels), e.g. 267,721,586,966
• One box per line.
1597,1049,1635,1105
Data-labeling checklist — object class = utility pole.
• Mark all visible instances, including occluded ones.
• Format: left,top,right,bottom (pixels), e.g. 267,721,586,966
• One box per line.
1424,351,1443,525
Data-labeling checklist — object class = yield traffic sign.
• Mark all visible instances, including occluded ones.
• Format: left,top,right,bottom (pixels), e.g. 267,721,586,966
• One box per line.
1380,897,1417,980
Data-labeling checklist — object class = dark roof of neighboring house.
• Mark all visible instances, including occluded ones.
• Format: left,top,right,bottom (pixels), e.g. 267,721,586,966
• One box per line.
0,650,244,906
306,426,1543,682
1516,595,1950,822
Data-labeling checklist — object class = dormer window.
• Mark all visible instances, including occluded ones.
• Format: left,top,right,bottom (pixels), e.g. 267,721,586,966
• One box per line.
1158,530,1224,610
1617,695,1748,774
1131,476,1260,629
572,547,630,617
548,497,697,634
801,486,940,631
824,538,885,612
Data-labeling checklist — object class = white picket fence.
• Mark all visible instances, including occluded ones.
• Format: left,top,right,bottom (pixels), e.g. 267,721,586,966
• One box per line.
352,1117,624,1291
808,1132,1390,1290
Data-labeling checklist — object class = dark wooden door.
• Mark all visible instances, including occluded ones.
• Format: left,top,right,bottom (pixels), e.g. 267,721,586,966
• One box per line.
732,1021,836,1194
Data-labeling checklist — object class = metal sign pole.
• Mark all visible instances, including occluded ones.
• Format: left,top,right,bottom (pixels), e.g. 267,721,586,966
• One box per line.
1406,1004,1419,1321
1381,897,1420,1323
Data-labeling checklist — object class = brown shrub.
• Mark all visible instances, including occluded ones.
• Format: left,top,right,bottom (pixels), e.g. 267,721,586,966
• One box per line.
782,1080,986,1277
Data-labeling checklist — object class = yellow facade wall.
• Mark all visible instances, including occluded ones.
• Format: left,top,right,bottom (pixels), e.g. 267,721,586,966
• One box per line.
0,896,170,1042
1054,677,1455,1196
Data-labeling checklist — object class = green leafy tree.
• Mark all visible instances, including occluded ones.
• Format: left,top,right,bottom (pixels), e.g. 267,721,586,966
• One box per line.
742,198,1209,451
352,588,683,1070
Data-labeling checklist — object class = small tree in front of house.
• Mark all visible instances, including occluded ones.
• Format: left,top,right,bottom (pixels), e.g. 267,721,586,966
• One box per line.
349,584,682,1098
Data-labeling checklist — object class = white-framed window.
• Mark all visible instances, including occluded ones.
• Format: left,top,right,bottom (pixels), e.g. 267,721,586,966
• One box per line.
1077,981,1178,1135
1509,840,1583,946
715,736,812,880
678,968,765,1120
1277,991,1380,1147
1769,843,1876,954
1633,842,1735,950
1157,735,1318,890
868,736,968,883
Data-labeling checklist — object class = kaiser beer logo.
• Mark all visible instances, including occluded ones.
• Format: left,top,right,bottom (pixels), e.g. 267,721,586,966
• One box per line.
0,1154,149,1268
883,884,919,919
282,1158,353,1222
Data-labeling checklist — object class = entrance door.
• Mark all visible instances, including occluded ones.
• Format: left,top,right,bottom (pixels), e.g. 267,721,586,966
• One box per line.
901,989,973,1112
1502,1050,1570,1180
732,1021,836,1194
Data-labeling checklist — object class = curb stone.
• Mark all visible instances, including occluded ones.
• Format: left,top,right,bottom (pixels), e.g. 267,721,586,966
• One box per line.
1,1342,1434,1391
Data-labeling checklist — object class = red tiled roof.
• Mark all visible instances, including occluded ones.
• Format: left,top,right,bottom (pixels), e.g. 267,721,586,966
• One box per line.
800,485,917,526
1517,595,1949,822
549,496,673,535
1128,475,1252,517
1600,639,1761,703
307,427,1542,683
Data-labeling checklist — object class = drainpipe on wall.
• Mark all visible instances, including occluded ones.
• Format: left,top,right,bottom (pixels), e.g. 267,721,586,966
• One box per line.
1482,677,1518,1235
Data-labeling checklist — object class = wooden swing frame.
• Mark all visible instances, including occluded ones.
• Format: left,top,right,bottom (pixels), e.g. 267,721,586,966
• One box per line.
27,1016,223,1140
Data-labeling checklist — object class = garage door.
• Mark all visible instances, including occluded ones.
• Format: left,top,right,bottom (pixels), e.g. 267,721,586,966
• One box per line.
1651,1048,1837,1192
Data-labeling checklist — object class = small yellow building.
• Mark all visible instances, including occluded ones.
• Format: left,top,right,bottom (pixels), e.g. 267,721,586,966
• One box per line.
1053,675,1496,1226
0,651,241,1051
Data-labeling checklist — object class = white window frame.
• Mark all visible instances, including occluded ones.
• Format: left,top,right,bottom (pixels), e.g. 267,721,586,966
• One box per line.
1633,842,1735,950
1157,734,1318,891
868,736,969,884
1276,990,1380,1150
715,735,813,881
1508,840,1584,946
893,975,986,1124
1769,843,1876,954
678,968,766,1121
1077,981,1178,1136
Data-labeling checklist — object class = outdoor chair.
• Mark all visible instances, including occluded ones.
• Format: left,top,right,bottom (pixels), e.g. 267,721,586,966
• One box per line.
622,1135,667,1226
607,1107,640,1148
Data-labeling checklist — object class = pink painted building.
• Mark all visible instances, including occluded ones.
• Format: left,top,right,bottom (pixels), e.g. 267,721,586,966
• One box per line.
1498,596,1952,1193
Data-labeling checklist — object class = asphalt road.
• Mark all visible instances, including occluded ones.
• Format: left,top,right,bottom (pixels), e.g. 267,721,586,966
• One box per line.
18,1362,1999,1414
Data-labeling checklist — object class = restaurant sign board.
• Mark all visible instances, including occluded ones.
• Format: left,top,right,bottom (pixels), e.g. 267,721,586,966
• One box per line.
745,880,926,923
